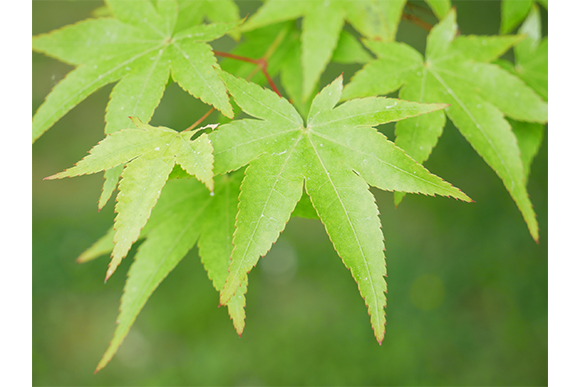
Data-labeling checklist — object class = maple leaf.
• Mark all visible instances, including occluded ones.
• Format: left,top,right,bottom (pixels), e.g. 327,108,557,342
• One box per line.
45,118,214,281
211,71,471,343
496,4,548,101
88,0,241,36
500,0,547,34
342,9,548,241
79,173,247,372
495,5,547,183
424,0,452,20
509,118,545,183
239,0,406,100
32,0,241,208
175,0,241,39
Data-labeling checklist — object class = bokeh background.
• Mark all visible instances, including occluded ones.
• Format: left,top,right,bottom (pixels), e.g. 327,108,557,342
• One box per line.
32,1,548,386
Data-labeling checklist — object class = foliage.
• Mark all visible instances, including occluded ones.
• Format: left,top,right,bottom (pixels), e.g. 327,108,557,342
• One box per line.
342,9,547,240
32,0,548,372
46,117,215,281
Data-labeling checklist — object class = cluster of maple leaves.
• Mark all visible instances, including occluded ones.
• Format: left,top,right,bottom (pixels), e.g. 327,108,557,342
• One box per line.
33,0,548,371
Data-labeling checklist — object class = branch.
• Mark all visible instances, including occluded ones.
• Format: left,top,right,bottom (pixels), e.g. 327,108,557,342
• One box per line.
402,12,434,32
184,107,216,132
214,51,282,98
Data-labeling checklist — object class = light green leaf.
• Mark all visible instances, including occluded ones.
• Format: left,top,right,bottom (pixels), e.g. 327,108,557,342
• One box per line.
301,4,345,99
46,118,214,280
279,34,315,117
241,0,406,100
331,30,374,65
509,118,544,182
341,41,422,101
514,4,548,101
342,0,406,42
448,35,525,63
426,9,457,61
175,0,240,36
218,68,303,126
90,173,248,371
33,0,237,143
303,139,387,343
99,49,171,209
169,40,233,118
77,227,115,264
91,5,112,18
96,178,212,373
106,0,173,36
220,147,305,305
440,81,538,240
342,9,547,240
32,47,154,142
393,69,446,206
109,153,175,280
214,72,469,342
437,61,547,122
501,0,533,34
32,18,151,66
198,172,248,334
173,19,243,42
424,0,452,20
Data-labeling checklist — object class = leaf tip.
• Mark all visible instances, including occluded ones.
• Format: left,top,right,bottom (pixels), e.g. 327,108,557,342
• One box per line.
104,269,113,283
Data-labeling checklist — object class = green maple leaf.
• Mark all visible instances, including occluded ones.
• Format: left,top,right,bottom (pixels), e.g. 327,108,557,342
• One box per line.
79,173,247,372
211,71,471,343
175,0,241,39
33,0,240,208
509,118,544,183
500,0,547,34
45,118,214,281
497,4,548,101
424,0,452,20
342,9,548,241
495,5,547,182
240,0,406,100
88,0,241,35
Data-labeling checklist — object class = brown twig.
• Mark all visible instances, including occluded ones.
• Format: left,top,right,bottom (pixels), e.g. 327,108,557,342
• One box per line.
402,12,434,32
404,2,433,16
214,51,282,97
184,107,215,132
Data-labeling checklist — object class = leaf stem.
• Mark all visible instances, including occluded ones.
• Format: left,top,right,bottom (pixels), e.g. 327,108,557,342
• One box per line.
184,107,216,132
402,12,434,32
214,51,282,97
404,2,433,16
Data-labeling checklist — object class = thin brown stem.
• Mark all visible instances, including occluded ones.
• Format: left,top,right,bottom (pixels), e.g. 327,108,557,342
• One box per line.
184,107,215,132
214,51,282,97
405,2,433,16
402,12,434,32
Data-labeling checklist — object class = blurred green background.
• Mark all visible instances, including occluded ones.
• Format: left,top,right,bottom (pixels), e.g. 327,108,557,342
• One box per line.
32,1,548,386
